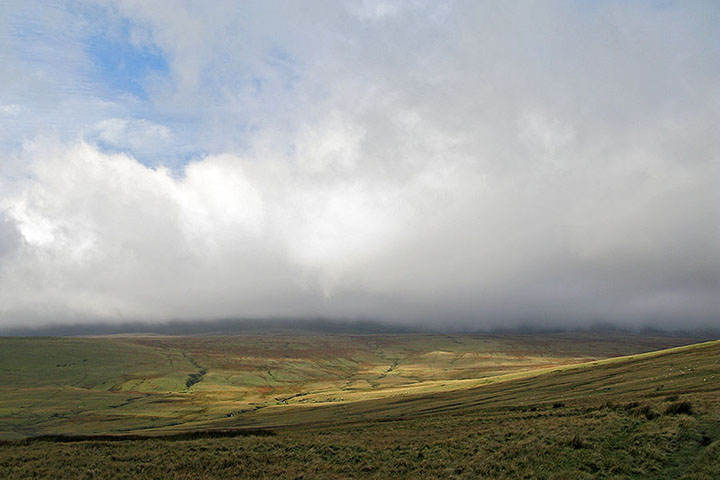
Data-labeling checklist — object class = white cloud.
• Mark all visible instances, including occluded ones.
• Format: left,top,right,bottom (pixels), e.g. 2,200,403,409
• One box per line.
0,104,21,115
94,118,172,152
294,113,365,173
517,111,575,163
0,1,718,328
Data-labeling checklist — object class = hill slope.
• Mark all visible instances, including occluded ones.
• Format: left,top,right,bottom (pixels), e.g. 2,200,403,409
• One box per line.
0,336,718,478
0,332,697,439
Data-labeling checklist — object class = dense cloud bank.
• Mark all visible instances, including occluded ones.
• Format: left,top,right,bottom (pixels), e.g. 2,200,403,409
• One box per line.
0,1,718,329
1,318,718,338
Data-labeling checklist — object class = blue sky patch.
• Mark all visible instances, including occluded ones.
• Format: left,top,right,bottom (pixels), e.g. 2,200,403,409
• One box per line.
85,21,169,99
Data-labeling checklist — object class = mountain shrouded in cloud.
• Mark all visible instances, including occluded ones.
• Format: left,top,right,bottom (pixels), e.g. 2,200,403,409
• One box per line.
0,1,718,329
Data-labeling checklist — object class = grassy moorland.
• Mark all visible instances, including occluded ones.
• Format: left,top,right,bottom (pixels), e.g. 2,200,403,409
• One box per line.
0,332,696,438
0,333,718,478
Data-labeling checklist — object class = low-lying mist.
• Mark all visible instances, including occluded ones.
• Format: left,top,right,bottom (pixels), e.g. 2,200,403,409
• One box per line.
2,317,717,339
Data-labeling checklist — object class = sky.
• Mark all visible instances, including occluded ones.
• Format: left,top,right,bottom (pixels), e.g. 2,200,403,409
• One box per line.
0,0,718,330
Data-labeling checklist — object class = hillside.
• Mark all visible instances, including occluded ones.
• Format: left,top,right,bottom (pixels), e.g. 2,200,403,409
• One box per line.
0,332,699,439
1,334,718,478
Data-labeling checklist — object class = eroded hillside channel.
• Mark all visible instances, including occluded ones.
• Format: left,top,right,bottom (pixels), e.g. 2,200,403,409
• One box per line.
183,353,207,389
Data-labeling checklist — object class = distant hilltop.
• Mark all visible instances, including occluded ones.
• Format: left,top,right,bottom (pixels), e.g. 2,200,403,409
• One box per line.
1,317,718,339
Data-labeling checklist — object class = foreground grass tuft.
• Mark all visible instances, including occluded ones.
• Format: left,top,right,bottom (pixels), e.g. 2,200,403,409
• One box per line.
665,401,694,416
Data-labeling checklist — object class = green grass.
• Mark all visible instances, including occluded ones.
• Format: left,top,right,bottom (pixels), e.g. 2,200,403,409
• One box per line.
0,333,718,478
0,333,697,438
